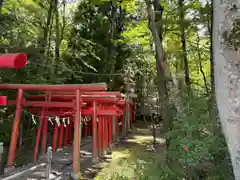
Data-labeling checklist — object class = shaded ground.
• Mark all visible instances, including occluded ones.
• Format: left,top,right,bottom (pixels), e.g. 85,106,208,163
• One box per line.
0,138,96,180
1,122,165,179
93,122,166,179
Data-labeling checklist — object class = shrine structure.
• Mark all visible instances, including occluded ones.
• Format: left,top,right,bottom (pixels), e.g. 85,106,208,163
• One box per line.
0,53,136,179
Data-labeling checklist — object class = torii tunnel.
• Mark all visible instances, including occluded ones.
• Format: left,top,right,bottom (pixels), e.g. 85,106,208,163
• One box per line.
0,83,136,179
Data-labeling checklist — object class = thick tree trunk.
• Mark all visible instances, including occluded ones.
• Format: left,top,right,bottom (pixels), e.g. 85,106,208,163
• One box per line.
213,1,240,178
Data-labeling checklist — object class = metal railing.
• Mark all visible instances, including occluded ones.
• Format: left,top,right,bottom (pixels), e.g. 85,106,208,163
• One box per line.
0,143,52,180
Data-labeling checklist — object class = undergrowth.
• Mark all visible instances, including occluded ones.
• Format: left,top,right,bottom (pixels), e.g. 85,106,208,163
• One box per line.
102,92,233,180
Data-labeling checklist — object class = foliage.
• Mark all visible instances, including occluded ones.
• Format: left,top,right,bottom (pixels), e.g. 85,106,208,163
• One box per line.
102,92,233,180
0,0,234,178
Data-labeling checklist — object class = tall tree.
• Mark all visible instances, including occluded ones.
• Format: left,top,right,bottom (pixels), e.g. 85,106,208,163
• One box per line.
54,0,60,74
213,0,240,178
178,0,190,89
146,0,172,133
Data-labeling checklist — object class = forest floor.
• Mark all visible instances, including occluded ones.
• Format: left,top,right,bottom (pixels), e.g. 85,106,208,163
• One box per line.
92,121,166,179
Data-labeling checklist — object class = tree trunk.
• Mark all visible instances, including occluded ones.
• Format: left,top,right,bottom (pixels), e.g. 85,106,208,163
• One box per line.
178,0,191,89
196,32,209,95
151,114,156,147
208,1,215,95
54,0,60,74
209,0,218,134
146,0,172,133
109,0,117,76
42,0,54,77
41,0,53,54
60,0,66,43
213,1,240,178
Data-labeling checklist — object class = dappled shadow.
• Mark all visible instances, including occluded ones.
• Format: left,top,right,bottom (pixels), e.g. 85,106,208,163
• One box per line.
94,123,166,179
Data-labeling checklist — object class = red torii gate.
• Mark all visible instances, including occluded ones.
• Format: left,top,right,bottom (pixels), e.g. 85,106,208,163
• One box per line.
25,92,126,164
2,85,133,179
0,53,135,179
1,83,107,178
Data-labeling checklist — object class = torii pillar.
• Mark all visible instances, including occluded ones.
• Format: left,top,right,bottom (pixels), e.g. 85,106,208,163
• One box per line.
0,53,27,168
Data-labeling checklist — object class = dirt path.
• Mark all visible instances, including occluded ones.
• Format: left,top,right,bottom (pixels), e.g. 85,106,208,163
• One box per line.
94,122,166,179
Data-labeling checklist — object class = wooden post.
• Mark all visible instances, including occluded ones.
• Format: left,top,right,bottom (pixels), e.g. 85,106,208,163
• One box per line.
64,122,69,147
72,89,81,179
92,101,98,163
33,110,44,162
41,117,49,154
68,119,73,145
58,123,64,151
7,88,23,168
98,116,103,156
109,117,112,150
52,124,59,152
42,92,51,154
112,116,116,143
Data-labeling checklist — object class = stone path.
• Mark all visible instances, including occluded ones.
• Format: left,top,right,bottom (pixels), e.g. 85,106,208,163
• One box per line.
0,138,96,180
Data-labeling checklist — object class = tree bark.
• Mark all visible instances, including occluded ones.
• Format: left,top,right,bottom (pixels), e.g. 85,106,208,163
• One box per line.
209,0,218,134
151,114,156,147
178,0,191,89
213,1,240,178
146,0,172,133
209,1,215,94
109,0,117,77
40,0,53,54
54,0,60,74
196,32,209,95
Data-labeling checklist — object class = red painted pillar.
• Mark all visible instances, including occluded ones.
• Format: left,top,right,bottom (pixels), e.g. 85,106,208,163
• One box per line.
126,103,129,133
33,110,44,162
52,123,59,152
58,123,64,150
68,118,73,145
73,90,81,176
97,117,101,156
99,116,103,156
122,114,125,129
84,119,88,137
130,104,133,129
88,123,91,136
64,121,69,147
102,116,104,152
133,103,136,122
105,116,109,151
7,88,24,168
41,91,51,155
109,117,112,148
115,117,118,139
41,117,49,154
92,101,98,163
